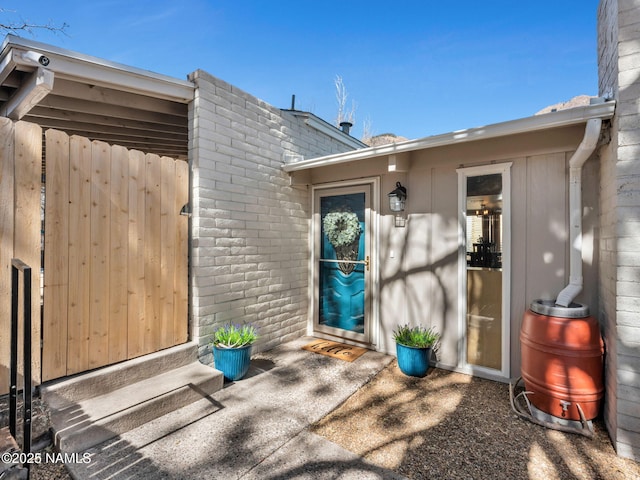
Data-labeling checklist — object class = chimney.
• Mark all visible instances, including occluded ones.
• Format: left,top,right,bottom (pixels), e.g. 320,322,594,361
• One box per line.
339,121,352,135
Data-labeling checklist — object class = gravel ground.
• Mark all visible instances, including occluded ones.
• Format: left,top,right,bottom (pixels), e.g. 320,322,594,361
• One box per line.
27,448,72,480
0,396,71,480
312,361,640,480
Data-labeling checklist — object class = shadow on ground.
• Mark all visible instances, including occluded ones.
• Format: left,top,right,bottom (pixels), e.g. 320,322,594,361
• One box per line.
312,361,640,480
58,341,396,479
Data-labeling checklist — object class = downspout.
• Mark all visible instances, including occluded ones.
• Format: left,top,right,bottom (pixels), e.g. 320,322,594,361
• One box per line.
555,118,602,307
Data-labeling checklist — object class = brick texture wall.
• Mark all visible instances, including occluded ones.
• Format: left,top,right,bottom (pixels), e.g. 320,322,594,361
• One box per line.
188,69,358,365
598,0,640,461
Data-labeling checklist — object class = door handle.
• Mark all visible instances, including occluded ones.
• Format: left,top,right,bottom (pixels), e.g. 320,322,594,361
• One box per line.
318,256,370,271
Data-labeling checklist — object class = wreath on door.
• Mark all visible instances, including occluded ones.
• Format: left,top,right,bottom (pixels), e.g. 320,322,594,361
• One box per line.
323,210,362,274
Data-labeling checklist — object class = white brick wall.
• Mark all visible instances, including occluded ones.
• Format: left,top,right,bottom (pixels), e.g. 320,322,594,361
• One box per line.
598,0,640,461
188,69,358,365
598,0,620,448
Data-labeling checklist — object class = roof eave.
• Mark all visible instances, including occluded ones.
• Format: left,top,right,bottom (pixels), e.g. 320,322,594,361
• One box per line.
1,35,194,103
283,110,368,149
282,100,616,172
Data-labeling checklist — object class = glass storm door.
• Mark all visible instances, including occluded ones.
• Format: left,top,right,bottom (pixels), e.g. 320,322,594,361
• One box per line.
314,185,371,343
458,163,511,378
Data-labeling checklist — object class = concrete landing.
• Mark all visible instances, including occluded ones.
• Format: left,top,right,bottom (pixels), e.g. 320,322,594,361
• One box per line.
40,342,223,454
64,337,405,480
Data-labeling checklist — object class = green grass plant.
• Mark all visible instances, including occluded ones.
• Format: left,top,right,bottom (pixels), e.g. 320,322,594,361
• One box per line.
393,324,440,348
213,323,258,348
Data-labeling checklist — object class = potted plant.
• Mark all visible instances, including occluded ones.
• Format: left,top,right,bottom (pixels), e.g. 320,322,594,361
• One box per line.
393,324,440,377
211,323,258,381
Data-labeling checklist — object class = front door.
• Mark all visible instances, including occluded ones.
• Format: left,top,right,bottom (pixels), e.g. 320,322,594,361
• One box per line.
313,184,372,344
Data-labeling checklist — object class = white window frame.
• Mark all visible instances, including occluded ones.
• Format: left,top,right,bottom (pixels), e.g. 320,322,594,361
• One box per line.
456,163,512,380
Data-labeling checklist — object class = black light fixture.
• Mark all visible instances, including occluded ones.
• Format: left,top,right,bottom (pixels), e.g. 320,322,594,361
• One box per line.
388,181,407,212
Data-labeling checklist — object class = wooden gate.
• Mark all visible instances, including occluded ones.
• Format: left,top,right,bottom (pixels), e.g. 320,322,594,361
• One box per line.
41,129,189,381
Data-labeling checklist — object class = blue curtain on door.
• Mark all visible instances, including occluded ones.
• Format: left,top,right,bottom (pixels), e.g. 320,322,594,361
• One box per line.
319,193,365,333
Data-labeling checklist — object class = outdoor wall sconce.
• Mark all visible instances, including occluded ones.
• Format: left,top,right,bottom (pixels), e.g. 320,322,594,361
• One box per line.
388,182,407,212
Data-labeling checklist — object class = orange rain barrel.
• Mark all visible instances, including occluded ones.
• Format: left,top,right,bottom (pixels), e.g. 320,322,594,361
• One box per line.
520,300,604,421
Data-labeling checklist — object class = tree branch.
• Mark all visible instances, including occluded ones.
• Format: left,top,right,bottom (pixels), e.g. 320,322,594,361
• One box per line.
0,9,68,35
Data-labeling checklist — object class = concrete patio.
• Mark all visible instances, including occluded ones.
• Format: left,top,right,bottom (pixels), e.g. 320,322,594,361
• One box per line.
62,337,403,479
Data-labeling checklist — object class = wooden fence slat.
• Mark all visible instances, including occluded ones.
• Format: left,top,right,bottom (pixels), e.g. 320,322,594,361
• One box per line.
14,121,42,386
0,118,14,393
42,129,69,381
160,156,176,349
89,141,111,369
144,153,162,354
174,159,189,344
108,145,129,363
127,150,146,359
66,135,92,375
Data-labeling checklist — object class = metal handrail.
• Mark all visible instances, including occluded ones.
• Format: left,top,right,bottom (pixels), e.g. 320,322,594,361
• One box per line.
319,256,370,271
9,258,33,474
318,259,364,264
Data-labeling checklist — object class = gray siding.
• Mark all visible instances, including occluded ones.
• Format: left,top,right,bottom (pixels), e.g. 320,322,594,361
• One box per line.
305,126,596,380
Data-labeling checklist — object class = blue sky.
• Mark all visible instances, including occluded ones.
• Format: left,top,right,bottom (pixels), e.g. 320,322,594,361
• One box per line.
7,1,600,140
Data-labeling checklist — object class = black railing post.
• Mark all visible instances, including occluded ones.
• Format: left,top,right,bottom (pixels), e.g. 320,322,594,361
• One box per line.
9,261,19,438
22,260,32,455
9,258,33,466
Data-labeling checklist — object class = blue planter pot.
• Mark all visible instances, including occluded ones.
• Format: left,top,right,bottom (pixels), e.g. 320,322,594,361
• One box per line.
213,344,252,381
396,343,431,377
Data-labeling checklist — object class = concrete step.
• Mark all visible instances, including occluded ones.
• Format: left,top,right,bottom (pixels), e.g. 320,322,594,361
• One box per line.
40,343,224,453
41,342,201,406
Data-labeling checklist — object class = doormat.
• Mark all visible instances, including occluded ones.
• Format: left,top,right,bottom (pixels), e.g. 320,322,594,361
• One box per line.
302,340,368,362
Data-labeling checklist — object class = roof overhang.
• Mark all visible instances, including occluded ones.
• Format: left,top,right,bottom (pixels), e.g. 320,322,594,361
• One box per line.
282,100,616,172
283,110,368,150
0,35,194,159
0,35,193,102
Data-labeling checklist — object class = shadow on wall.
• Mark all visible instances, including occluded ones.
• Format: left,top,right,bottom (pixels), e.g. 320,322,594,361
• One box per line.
601,65,640,459
377,211,458,362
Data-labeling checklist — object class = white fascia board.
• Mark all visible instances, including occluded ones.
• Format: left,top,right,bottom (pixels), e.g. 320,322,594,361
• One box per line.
1,35,194,103
287,110,367,150
282,100,616,172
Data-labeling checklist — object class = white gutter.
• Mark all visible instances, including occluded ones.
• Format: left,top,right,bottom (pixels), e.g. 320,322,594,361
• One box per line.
282,100,615,172
555,117,603,307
